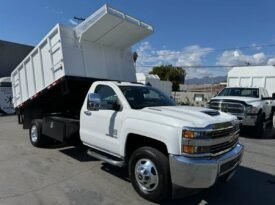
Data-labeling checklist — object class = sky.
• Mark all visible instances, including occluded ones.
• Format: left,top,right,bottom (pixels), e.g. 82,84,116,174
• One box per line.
1,0,275,79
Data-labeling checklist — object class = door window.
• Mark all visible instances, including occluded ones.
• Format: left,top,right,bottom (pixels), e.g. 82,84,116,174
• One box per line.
94,85,118,110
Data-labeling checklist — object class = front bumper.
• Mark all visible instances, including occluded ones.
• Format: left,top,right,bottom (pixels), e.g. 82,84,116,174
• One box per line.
169,143,244,188
238,114,258,126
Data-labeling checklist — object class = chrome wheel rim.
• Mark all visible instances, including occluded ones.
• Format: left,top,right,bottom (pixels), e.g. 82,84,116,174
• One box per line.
135,158,159,192
31,125,38,143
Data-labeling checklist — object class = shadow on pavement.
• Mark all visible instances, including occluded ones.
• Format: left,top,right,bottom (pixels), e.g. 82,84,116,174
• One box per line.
100,163,130,183
59,146,99,162
164,166,275,205
241,125,275,139
100,163,275,205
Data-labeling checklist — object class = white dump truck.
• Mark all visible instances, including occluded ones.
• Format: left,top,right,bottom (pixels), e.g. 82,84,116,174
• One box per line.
209,66,275,137
11,5,243,202
0,77,15,115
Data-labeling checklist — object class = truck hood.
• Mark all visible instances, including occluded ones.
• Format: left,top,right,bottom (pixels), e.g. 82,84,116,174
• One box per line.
140,106,236,128
211,96,260,104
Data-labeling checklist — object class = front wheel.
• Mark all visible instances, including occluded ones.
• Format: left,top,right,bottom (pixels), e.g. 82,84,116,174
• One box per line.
129,147,171,203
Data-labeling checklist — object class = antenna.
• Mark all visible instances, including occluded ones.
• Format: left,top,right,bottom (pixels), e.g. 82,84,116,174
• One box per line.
73,16,86,23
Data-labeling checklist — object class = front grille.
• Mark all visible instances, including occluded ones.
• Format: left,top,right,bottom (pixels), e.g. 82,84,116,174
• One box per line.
220,154,241,174
210,138,238,154
182,121,240,157
206,126,238,138
210,101,245,114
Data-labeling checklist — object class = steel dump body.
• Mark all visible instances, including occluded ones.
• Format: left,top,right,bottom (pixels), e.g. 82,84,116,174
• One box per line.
11,5,153,108
227,66,275,96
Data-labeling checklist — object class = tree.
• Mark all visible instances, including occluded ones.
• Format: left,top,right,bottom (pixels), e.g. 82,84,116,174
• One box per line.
149,65,186,91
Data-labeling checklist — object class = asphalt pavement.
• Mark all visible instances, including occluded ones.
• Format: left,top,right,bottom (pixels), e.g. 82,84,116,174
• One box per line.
0,115,274,205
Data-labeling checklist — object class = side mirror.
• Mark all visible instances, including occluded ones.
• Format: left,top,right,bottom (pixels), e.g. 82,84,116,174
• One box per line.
272,93,275,100
113,101,122,111
87,93,101,111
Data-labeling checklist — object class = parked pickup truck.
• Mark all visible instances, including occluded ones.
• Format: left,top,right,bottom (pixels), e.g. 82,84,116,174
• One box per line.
209,87,275,137
11,5,244,202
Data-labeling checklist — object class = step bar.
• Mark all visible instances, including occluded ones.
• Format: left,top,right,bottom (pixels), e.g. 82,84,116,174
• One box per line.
87,149,125,167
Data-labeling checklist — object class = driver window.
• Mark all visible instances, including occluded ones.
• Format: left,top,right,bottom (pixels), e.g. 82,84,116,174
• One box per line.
95,85,118,110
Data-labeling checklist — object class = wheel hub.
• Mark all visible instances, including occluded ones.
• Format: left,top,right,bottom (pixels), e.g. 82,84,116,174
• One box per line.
135,158,159,192
31,125,38,143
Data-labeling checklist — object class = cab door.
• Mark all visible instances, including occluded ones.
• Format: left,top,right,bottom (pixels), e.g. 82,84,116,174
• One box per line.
80,84,123,156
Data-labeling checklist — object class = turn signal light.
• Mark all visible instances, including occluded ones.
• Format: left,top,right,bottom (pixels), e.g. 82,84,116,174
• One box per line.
182,130,194,139
182,145,197,154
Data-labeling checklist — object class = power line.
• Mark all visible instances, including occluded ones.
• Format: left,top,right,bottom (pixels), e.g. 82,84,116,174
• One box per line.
136,64,274,68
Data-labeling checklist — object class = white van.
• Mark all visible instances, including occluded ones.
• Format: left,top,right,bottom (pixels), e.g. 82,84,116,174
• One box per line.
0,77,15,115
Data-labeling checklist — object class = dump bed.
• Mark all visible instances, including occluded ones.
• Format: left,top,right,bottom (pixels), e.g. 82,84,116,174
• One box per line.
228,66,275,96
11,5,153,108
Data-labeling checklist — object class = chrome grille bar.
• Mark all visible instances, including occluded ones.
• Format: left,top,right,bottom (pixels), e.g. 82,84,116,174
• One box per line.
210,101,245,114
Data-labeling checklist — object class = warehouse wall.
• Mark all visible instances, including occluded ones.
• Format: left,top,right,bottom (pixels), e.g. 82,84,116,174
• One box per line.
0,40,33,77
174,91,215,107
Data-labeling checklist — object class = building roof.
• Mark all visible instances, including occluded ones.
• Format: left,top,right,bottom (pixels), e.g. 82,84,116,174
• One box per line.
0,40,33,77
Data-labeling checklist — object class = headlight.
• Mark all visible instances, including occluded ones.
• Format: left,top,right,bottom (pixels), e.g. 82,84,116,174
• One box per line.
246,106,259,114
182,129,204,154
182,145,197,154
182,145,209,154
182,130,202,139
232,119,240,128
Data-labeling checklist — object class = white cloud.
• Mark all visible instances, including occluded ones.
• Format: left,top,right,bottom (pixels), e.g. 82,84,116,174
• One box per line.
251,43,263,51
135,42,275,79
267,57,275,65
135,42,213,78
44,4,64,15
217,50,267,66
69,19,78,26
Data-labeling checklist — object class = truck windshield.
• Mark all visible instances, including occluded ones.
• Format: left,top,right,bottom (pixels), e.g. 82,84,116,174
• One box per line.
218,88,259,98
119,86,175,109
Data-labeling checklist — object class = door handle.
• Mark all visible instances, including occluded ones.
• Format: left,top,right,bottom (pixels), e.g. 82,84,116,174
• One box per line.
84,111,91,116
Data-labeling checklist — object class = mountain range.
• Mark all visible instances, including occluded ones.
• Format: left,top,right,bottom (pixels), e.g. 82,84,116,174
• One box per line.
185,76,227,85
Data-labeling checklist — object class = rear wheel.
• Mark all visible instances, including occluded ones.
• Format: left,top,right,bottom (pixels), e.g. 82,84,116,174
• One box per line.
29,119,52,147
129,147,171,203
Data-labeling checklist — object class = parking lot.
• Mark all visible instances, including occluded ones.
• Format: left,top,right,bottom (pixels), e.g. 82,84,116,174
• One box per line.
0,115,274,205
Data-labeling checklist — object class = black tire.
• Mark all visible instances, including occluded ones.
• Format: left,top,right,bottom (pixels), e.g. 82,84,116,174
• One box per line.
253,113,265,138
29,119,52,147
129,146,171,203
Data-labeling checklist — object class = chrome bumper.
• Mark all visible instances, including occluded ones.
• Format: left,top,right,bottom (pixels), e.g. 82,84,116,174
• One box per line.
169,143,244,188
239,115,257,126
227,113,257,126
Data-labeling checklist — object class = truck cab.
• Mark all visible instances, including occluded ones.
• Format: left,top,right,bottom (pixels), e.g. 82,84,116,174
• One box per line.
78,81,244,202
